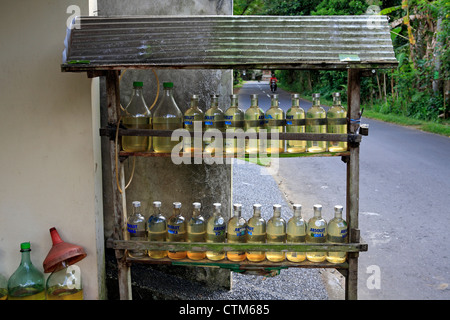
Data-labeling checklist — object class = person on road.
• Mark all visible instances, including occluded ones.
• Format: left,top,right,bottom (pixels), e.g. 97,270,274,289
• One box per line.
269,74,278,92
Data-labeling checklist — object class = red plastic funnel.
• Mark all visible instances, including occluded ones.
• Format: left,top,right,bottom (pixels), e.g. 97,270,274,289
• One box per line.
43,227,87,273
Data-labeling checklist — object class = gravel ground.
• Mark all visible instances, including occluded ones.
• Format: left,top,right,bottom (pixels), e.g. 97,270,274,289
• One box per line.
106,159,329,300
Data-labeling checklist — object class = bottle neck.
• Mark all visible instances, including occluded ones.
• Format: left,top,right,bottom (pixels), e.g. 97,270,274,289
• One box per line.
210,97,219,109
230,97,238,108
313,96,320,107
333,95,342,107
293,209,302,217
271,98,279,108
153,207,161,216
250,97,258,108
233,210,241,218
190,98,199,110
313,208,322,218
20,249,32,267
291,98,300,108
173,207,181,216
253,209,261,217
192,208,201,217
164,87,173,98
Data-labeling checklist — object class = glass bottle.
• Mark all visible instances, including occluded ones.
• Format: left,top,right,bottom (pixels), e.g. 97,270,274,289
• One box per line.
46,261,83,300
246,204,266,262
224,94,244,154
226,203,247,261
121,81,152,152
306,93,327,153
244,94,264,154
127,201,147,258
187,202,206,260
327,92,348,152
7,242,45,300
0,273,8,300
264,94,285,154
183,94,204,154
152,82,183,153
266,204,286,262
147,201,168,259
204,94,224,154
286,204,306,262
326,205,348,264
167,202,187,259
206,203,226,261
286,93,306,153
306,204,327,262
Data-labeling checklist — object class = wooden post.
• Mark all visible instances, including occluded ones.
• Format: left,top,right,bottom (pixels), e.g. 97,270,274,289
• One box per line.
105,70,132,300
346,68,361,300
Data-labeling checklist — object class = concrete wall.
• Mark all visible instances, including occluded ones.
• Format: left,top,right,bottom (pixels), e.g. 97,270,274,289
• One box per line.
98,0,234,295
0,0,105,299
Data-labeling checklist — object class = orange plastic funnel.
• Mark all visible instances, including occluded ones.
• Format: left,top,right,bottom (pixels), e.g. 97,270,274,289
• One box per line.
43,227,87,273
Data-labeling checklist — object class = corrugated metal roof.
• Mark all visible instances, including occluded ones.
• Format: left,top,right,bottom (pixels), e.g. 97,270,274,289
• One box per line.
62,15,398,71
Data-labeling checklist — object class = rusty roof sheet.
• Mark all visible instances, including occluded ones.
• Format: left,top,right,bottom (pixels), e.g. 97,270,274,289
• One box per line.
62,15,398,71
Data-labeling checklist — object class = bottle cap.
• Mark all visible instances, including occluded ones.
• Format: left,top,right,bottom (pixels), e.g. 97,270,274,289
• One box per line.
273,204,281,211
334,205,343,212
253,203,262,210
191,94,199,99
132,201,141,207
193,202,201,209
20,242,31,250
210,94,220,98
313,204,322,211
233,203,242,213
291,93,300,99
333,92,341,97
251,94,258,99
312,93,320,98
271,94,279,99
293,204,302,210
133,81,143,87
153,201,161,207
230,94,238,99
173,202,181,209
163,82,174,88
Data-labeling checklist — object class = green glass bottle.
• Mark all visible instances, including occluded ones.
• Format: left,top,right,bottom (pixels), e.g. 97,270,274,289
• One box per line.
244,94,264,154
167,202,187,260
326,205,348,264
147,201,168,259
286,94,306,153
224,94,244,154
8,242,46,300
246,204,266,262
206,203,226,261
306,204,327,262
306,93,327,153
0,273,8,300
286,204,306,262
121,81,152,152
264,94,285,154
46,261,83,300
226,203,247,261
187,202,206,260
204,94,224,155
327,92,348,152
266,204,286,262
183,94,204,154
152,82,183,153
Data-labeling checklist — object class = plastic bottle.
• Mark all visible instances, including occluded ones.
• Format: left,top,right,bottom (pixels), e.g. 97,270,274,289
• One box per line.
121,81,152,152
147,201,168,259
127,201,147,258
187,202,206,260
152,82,183,153
8,242,46,300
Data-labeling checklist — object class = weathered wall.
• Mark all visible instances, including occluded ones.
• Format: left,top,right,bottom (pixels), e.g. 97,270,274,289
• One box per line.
0,0,105,299
98,0,234,295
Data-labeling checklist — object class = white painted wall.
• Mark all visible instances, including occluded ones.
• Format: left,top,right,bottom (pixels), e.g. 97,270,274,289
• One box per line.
0,0,105,299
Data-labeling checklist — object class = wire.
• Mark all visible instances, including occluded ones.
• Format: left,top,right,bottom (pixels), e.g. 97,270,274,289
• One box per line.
115,69,160,193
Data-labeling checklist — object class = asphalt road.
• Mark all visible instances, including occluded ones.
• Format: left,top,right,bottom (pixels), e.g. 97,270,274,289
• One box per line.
236,80,450,300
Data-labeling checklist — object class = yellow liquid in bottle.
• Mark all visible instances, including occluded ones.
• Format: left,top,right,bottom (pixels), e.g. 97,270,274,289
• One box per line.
326,206,348,264
286,209,306,262
286,95,306,153
167,208,187,260
205,209,226,261
327,97,347,152
306,209,327,262
46,287,83,300
153,117,183,153
224,95,244,155
122,116,152,152
265,107,285,154
183,96,204,154
0,288,7,300
266,206,286,262
148,230,168,259
246,206,266,262
227,207,247,261
306,94,326,153
187,212,206,260
245,96,264,154
8,286,46,300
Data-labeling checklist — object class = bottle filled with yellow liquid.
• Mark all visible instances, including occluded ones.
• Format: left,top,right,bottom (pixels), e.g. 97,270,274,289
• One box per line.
0,273,8,300
167,202,187,259
327,92,348,152
326,205,348,264
227,204,247,261
46,262,83,300
306,204,327,262
204,94,224,155
224,94,245,154
206,203,226,261
306,93,327,153
265,94,285,154
246,204,266,262
147,201,168,259
121,81,152,152
8,242,46,300
183,94,204,154
127,201,147,258
244,94,265,154
266,204,286,262
152,82,183,153
187,202,206,260
286,204,306,262
286,94,306,153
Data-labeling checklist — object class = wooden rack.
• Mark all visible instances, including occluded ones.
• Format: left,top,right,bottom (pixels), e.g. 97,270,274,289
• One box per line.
61,15,398,300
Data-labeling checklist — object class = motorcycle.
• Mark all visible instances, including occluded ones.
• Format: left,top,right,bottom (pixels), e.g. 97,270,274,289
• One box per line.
270,79,277,92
